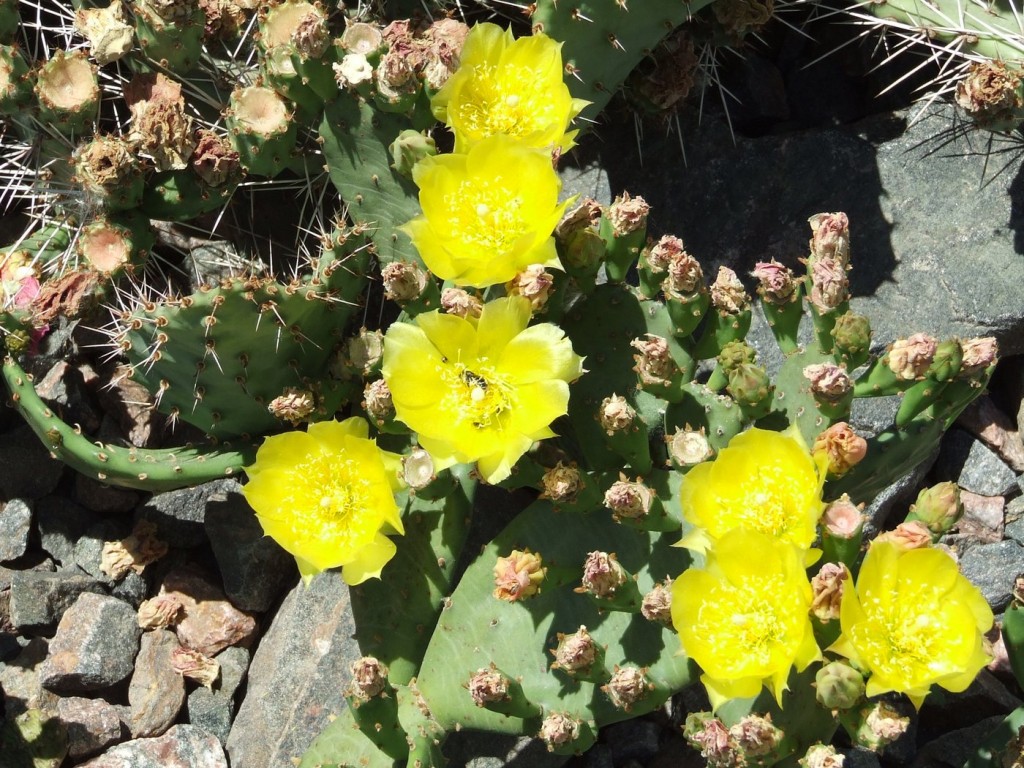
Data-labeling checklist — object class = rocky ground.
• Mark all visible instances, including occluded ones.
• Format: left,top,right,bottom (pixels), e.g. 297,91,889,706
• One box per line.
5,8,1024,768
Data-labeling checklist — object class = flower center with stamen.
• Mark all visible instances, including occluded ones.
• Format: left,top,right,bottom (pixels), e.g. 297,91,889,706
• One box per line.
697,576,790,670
444,180,527,253
442,362,512,431
454,64,559,139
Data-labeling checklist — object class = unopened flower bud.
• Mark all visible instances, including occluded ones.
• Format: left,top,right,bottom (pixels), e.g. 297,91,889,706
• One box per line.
874,520,933,550
856,701,910,751
363,379,394,422
810,562,848,622
350,656,388,700
710,266,750,314
390,129,436,178
381,261,428,302
803,362,853,401
641,580,673,624
887,333,938,380
577,551,628,598
717,340,756,373
493,549,546,601
930,338,964,380
632,334,677,388
346,328,384,375
907,481,962,535
540,462,583,504
563,229,605,271
960,336,998,375
809,257,849,313
551,626,598,673
268,387,316,424
821,495,864,539
801,744,845,768
539,712,581,751
440,287,483,319
666,426,713,466
831,311,871,357
604,479,653,521
808,212,850,265
468,667,509,706
663,250,704,295
813,422,867,476
602,666,650,710
815,661,865,710
599,394,636,434
506,264,554,312
402,447,435,490
727,363,771,407
606,192,649,236
729,714,783,758
645,234,685,274
752,260,797,304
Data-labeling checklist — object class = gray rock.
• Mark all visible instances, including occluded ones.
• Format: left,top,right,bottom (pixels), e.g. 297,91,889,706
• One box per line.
159,567,258,657
40,592,142,691
862,445,939,537
9,569,106,633
73,519,133,581
582,743,614,768
845,747,883,768
605,718,662,765
137,479,240,549
57,696,125,760
958,539,1024,612
111,571,149,609
443,732,568,768
74,474,140,514
36,496,100,567
225,570,357,768
937,429,1018,498
187,646,250,746
129,629,186,738
1005,495,1024,544
0,637,60,719
593,101,1024,354
78,724,227,768
559,160,611,206
204,484,293,612
0,424,65,499
0,498,32,562
911,715,1006,768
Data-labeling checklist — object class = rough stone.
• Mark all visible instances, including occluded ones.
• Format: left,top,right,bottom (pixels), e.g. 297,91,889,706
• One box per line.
958,539,1024,612
160,567,257,656
0,424,65,499
73,519,134,581
129,629,186,738
937,429,1019,498
40,592,142,691
226,570,358,768
911,715,1006,768
595,100,1024,355
0,637,60,718
204,484,293,612
187,646,250,746
111,570,149,609
606,718,662,765
78,724,227,768
74,474,140,514
443,732,568,768
0,498,32,562
58,696,125,760
9,569,106,633
36,496,101,567
136,479,241,549
950,491,1004,544
1005,495,1024,544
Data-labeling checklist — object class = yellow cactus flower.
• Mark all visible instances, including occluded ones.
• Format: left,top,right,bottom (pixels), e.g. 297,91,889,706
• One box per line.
829,540,993,708
677,427,826,557
381,296,585,484
431,22,587,152
671,529,821,710
403,135,569,288
242,418,405,586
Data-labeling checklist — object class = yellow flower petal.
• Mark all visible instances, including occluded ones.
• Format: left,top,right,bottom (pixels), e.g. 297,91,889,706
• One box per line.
342,534,399,586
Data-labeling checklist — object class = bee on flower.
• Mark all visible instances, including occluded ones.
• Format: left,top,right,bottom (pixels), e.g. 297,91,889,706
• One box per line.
242,418,405,586
430,22,588,153
403,135,570,288
381,296,585,484
829,540,992,708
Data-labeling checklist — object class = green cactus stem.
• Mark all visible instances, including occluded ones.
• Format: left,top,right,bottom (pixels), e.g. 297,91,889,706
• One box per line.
34,50,99,135
75,212,154,277
0,44,32,115
0,0,17,43
2,355,258,491
225,85,297,178
132,0,206,72
258,0,338,120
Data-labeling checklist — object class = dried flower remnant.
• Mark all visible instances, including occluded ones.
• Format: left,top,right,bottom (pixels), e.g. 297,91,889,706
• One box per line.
813,422,867,476
752,260,797,304
137,594,185,630
349,656,388,699
645,234,685,274
956,61,1024,126
821,495,863,539
810,563,848,623
493,548,546,601
666,425,714,466
803,362,852,401
381,261,429,302
334,53,374,87
686,715,741,768
641,580,673,624
363,379,394,423
887,333,938,380
709,267,750,314
577,551,628,598
606,193,650,236
101,520,169,579
267,387,315,424
729,714,783,758
960,336,998,375
604,478,653,521
808,257,849,314
191,129,242,188
801,744,845,768
468,667,509,706
664,250,704,295
808,212,850,265
75,0,134,64
631,334,676,388
550,626,598,673
602,666,651,710
440,287,484,319
539,711,581,751
599,394,636,434
540,462,582,503
170,645,220,688
874,520,934,551
506,264,554,312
